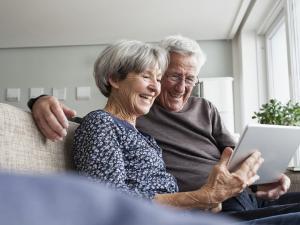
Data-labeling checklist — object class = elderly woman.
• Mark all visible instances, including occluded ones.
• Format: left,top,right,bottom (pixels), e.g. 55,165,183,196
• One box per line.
73,40,261,211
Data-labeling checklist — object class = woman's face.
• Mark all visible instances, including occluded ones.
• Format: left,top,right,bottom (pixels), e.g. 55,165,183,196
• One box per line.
113,65,162,117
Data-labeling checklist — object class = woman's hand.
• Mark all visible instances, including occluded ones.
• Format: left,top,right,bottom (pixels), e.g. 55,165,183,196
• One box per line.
201,147,263,204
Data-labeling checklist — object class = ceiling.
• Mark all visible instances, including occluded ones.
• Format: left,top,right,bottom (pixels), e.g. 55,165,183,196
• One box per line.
0,0,252,48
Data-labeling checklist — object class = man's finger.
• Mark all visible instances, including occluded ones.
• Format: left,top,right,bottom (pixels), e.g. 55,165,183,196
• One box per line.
37,116,62,141
247,175,260,186
280,174,291,192
239,151,262,172
51,104,69,129
44,112,67,138
255,190,268,199
247,157,264,178
219,147,234,167
62,105,77,119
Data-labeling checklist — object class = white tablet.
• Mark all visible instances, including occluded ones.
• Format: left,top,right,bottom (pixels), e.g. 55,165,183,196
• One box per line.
228,124,300,184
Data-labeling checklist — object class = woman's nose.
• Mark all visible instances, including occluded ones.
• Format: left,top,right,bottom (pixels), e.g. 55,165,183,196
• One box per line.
149,79,161,94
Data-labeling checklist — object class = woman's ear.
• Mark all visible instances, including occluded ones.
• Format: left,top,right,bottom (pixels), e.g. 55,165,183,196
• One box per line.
108,75,120,89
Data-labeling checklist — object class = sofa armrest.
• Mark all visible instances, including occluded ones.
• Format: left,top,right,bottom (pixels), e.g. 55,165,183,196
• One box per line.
285,170,300,192
0,103,78,174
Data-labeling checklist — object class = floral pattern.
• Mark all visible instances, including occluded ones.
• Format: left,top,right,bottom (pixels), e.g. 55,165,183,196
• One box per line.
73,110,178,199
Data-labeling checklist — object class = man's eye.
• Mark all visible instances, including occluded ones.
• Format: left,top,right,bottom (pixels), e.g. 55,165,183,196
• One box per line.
171,75,179,80
186,77,196,82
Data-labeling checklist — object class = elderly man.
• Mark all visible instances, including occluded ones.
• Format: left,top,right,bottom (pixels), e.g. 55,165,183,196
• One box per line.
28,35,300,221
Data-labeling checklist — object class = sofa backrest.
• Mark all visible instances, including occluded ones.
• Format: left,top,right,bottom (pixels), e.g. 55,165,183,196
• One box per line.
0,103,79,174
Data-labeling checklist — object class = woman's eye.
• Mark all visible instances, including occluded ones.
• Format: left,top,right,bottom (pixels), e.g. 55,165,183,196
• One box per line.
157,79,161,83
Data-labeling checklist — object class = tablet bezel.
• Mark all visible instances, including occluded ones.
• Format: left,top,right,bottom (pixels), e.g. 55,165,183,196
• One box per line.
227,124,300,184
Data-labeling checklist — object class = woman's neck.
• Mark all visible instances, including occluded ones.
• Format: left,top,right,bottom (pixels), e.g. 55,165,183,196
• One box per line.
104,97,137,127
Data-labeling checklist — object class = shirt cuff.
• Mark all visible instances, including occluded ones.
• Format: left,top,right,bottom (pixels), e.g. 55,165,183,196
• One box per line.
27,95,47,110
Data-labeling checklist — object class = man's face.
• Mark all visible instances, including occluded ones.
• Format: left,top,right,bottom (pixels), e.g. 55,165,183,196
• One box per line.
157,52,199,112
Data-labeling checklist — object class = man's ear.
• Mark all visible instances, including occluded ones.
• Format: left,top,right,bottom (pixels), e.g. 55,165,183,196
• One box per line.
108,76,120,89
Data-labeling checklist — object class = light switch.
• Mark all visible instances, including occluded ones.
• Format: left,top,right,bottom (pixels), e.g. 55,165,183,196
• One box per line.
30,88,44,98
6,88,20,102
52,88,66,100
76,86,91,100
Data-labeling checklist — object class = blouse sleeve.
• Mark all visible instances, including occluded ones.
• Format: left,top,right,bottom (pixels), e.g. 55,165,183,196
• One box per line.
73,112,132,195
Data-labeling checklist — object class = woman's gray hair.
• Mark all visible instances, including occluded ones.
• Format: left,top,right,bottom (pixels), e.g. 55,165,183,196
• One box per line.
159,35,206,74
94,40,169,97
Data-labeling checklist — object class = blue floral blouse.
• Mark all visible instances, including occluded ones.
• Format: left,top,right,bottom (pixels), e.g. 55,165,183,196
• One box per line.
73,110,178,199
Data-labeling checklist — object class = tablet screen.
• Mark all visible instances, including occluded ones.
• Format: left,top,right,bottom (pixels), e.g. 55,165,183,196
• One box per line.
227,124,300,184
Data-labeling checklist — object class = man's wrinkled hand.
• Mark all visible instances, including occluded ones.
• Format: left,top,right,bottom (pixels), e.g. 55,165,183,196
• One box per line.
256,174,290,200
32,96,76,141
203,147,263,203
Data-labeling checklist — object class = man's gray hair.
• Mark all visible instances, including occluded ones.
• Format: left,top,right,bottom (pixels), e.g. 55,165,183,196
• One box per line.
159,35,206,74
94,40,169,97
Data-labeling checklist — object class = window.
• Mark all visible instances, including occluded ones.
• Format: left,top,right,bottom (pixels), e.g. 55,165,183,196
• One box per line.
265,15,290,103
262,0,300,168
232,0,300,136
261,0,300,103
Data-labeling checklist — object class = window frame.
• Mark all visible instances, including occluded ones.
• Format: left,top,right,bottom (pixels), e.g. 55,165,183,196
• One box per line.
256,0,300,103
261,0,300,167
285,0,300,101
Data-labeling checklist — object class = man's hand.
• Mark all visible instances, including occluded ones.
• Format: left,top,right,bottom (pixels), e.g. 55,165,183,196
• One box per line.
255,174,290,200
32,96,76,141
202,147,263,203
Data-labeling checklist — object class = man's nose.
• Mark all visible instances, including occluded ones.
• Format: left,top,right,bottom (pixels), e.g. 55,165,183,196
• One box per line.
175,79,186,92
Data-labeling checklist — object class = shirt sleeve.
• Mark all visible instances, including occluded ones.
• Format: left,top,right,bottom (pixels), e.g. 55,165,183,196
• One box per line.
27,95,47,110
209,102,236,151
73,112,132,196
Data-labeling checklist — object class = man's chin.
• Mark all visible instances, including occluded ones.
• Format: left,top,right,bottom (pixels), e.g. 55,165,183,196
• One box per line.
156,97,184,112
165,103,184,112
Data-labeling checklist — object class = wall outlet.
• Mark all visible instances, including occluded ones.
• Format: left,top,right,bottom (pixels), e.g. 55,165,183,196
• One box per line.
52,88,66,100
6,88,20,102
76,86,91,100
30,88,44,98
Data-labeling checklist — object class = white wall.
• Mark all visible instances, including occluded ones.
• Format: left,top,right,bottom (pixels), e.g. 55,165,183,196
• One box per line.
0,40,233,117
0,45,106,116
199,40,233,77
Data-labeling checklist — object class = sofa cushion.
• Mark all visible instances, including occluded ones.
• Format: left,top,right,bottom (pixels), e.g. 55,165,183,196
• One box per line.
0,103,79,174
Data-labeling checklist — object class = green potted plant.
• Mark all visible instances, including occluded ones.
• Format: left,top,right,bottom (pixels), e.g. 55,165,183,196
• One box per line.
252,99,300,170
252,99,300,126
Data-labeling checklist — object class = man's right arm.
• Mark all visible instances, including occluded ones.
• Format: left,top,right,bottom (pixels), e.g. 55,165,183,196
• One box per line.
28,95,77,141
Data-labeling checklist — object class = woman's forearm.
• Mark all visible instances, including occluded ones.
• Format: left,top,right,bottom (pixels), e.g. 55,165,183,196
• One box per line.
153,186,220,211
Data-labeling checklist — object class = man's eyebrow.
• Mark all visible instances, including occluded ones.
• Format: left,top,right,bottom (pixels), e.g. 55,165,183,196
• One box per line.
167,72,196,77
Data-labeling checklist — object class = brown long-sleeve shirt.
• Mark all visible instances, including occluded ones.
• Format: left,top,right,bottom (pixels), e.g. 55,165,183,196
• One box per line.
137,96,236,192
